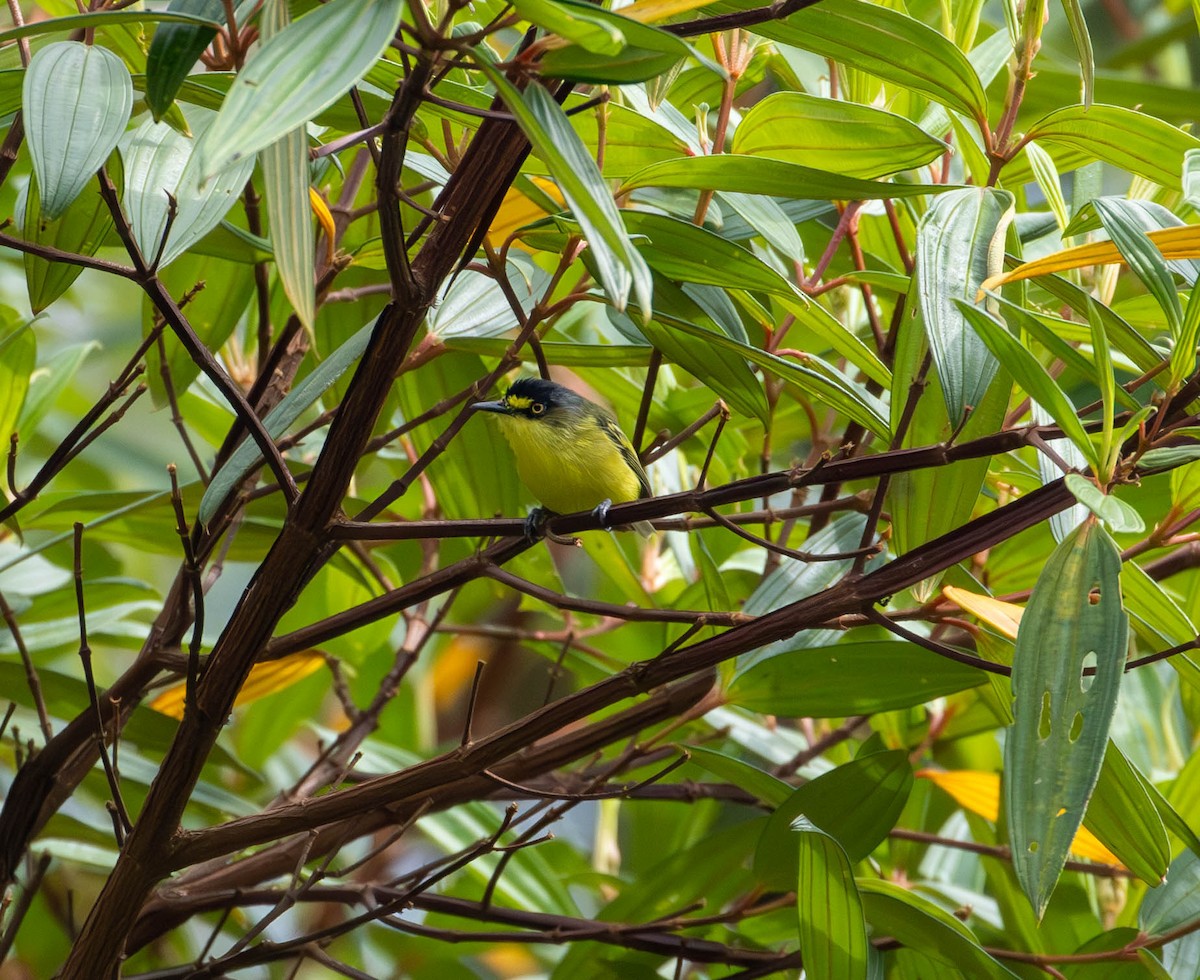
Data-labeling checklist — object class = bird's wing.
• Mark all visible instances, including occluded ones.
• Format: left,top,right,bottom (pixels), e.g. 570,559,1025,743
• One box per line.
599,415,652,499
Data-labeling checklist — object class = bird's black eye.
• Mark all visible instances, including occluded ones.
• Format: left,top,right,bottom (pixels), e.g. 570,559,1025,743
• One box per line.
531,402,545,415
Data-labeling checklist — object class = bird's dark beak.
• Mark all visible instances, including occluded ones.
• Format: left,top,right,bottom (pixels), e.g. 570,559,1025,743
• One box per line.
472,400,507,414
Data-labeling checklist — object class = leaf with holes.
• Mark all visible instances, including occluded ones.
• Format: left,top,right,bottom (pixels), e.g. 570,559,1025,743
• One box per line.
1004,517,1128,917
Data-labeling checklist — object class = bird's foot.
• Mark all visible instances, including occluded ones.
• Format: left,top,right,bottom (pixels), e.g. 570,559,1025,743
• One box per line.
524,507,551,541
591,498,614,530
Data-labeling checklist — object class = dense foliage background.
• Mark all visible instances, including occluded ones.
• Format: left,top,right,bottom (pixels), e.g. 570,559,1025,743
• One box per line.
4,0,1200,975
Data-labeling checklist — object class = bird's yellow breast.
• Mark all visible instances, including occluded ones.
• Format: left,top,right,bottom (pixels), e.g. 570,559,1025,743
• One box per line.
493,413,643,514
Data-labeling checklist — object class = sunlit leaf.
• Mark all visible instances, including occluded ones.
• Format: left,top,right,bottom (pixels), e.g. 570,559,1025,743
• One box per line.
918,769,1121,865
149,650,325,719
1024,104,1200,190
732,93,945,179
942,587,1024,641
728,0,989,122
0,9,220,45
955,300,1096,470
624,154,956,201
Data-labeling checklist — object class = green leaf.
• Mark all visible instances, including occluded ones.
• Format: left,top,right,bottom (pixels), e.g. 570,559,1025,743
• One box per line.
1084,742,1170,886
916,188,1013,421
0,315,36,448
1140,851,1200,934
18,164,117,314
737,514,868,666
145,0,224,122
1004,519,1128,917
198,320,376,526
992,299,1139,411
1173,272,1200,387
511,0,625,55
732,93,945,179
1140,445,1200,472
728,641,987,718
774,294,891,390
1184,148,1200,209
482,64,651,315
718,190,805,262
428,254,551,340
622,210,800,297
885,293,1012,596
0,9,221,46
620,283,768,423
1024,142,1069,231
22,42,133,220
1025,104,1200,190
1092,198,1182,336
1064,474,1145,533
18,342,98,435
121,112,258,268
196,0,403,179
623,154,956,202
858,880,1018,979
258,0,315,332
686,745,793,808
1120,559,1200,711
794,817,869,980
1059,0,1095,108
1023,271,1164,379
639,297,889,436
955,301,1096,470
539,0,692,83
717,0,988,122
767,751,912,869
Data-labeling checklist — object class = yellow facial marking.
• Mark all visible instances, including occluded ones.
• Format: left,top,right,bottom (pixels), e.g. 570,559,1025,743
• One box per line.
505,394,534,411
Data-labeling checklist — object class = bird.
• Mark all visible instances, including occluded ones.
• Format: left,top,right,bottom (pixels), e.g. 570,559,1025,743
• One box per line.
473,377,654,537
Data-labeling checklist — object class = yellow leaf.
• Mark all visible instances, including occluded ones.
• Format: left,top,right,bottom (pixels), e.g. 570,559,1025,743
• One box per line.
432,634,495,710
149,650,325,720
309,187,336,265
917,769,1123,866
486,177,564,250
980,224,1200,295
619,0,723,23
942,585,1024,640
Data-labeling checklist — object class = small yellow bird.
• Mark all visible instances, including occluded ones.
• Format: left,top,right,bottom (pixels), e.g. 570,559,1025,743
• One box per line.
473,377,653,536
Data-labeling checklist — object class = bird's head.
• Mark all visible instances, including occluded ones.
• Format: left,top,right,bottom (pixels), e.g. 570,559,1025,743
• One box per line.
472,378,585,427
